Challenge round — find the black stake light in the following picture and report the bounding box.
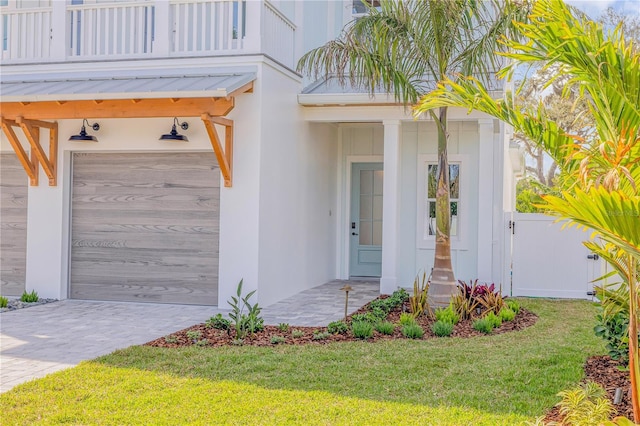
[159,117,189,141]
[69,119,100,142]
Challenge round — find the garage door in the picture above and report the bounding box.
[0,153,28,296]
[70,152,219,305]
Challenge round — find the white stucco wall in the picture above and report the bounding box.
[255,64,338,307]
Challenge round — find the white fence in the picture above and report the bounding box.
[1,0,297,68]
[509,213,602,299]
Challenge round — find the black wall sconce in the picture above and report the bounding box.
[69,119,100,142]
[159,117,189,141]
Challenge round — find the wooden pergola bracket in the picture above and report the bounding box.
[0,116,58,186]
[201,113,233,187]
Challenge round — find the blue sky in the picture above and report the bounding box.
[566,0,640,19]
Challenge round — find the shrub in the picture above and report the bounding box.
[327,320,348,335]
[401,323,424,339]
[410,271,430,317]
[351,313,369,323]
[291,329,305,339]
[485,311,502,328]
[556,381,613,426]
[499,308,516,322]
[595,310,630,364]
[0,296,8,308]
[186,330,203,342]
[472,318,493,334]
[456,280,504,316]
[271,335,286,344]
[434,305,459,325]
[228,279,263,339]
[506,299,521,314]
[431,320,454,337]
[164,335,178,344]
[20,290,39,303]
[277,323,290,332]
[312,331,330,340]
[387,288,409,309]
[374,321,395,335]
[352,321,374,339]
[399,312,416,326]
[195,339,209,347]
[370,307,388,321]
[368,299,391,314]
[206,314,231,331]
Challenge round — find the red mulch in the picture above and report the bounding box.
[543,355,632,423]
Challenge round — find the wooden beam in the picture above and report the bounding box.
[226,81,254,100]
[0,97,235,120]
[17,117,57,185]
[0,118,38,184]
[201,113,233,187]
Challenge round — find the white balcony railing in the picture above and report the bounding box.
[1,0,296,68]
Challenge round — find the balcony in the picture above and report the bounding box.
[0,0,296,69]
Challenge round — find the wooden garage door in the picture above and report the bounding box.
[0,153,28,296]
[70,152,219,305]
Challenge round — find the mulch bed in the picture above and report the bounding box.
[543,355,632,423]
[146,296,538,348]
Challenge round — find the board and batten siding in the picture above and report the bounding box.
[0,153,28,296]
[70,152,220,305]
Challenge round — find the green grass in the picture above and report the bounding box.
[0,299,604,425]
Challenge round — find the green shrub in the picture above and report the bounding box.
[506,300,520,314]
[271,335,286,344]
[205,314,231,330]
[228,279,263,339]
[20,290,38,303]
[312,331,330,340]
[594,310,630,363]
[410,271,430,317]
[291,329,305,339]
[186,330,203,342]
[499,308,516,322]
[351,313,368,323]
[374,321,395,335]
[386,288,409,310]
[163,335,178,344]
[352,321,374,339]
[401,323,424,339]
[431,320,454,337]
[399,312,416,326]
[195,339,209,347]
[277,323,290,332]
[485,311,502,328]
[434,305,459,325]
[472,318,494,334]
[327,320,348,335]
[0,296,8,308]
[368,299,391,314]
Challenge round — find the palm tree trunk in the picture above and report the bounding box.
[428,106,457,307]
[628,255,640,422]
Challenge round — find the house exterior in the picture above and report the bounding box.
[0,0,522,307]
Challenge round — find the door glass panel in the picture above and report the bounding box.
[360,170,373,195]
[373,195,383,221]
[450,164,460,198]
[359,222,372,245]
[373,221,382,245]
[373,170,383,195]
[360,195,372,220]
[427,165,437,198]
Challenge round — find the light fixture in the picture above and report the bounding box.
[159,117,189,141]
[69,119,100,142]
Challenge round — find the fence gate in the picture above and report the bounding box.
[510,213,601,299]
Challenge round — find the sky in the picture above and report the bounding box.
[565,0,640,19]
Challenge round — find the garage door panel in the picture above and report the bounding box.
[71,152,219,305]
[0,154,27,296]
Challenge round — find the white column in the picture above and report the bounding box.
[152,0,171,56]
[380,120,401,294]
[50,0,68,60]
[477,119,494,282]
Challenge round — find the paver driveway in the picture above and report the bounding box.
[0,300,222,393]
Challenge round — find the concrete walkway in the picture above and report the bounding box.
[0,279,379,393]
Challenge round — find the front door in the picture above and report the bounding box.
[349,163,383,277]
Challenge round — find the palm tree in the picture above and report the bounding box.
[297,0,526,306]
[416,0,640,419]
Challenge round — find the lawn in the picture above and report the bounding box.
[0,299,605,425]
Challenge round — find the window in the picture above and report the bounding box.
[352,0,380,16]
[417,154,467,249]
[425,163,460,238]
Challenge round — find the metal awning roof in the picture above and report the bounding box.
[0,68,257,102]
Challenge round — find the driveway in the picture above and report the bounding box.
[0,300,223,393]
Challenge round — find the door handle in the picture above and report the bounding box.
[587,254,599,260]
[351,232,358,236]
